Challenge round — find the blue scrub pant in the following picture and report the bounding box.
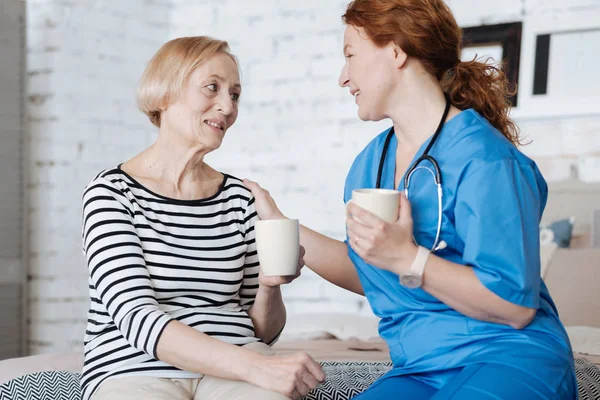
[352,362,577,400]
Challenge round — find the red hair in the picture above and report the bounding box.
[342,0,520,146]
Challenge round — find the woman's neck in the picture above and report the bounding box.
[387,69,459,152]
[124,128,222,200]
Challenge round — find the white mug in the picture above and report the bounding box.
[255,219,300,276]
[348,189,400,223]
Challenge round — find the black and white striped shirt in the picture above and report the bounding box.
[80,166,262,400]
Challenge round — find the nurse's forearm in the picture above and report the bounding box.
[299,225,364,296]
[420,255,536,329]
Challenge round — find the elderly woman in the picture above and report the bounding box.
[80,37,324,400]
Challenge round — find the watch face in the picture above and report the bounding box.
[401,274,422,289]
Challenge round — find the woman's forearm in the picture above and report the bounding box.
[419,254,536,329]
[247,285,286,344]
[156,320,261,381]
[299,225,364,295]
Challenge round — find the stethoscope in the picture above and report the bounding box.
[375,93,451,252]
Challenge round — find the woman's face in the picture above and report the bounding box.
[162,53,241,151]
[339,25,402,122]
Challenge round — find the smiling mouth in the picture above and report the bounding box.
[204,120,224,131]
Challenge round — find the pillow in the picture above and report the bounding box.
[0,352,83,385]
[566,326,600,357]
[0,371,81,400]
[301,361,391,400]
[540,217,575,248]
[539,243,558,280]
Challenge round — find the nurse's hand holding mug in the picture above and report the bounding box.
[346,189,418,275]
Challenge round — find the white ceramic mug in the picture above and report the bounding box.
[255,219,300,276]
[348,189,400,223]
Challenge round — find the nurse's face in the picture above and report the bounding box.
[338,25,402,121]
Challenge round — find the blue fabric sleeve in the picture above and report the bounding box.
[454,159,543,308]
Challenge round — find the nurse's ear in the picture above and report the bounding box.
[389,42,408,70]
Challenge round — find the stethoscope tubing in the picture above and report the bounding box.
[375,93,451,252]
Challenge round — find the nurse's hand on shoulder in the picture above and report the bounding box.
[243,179,286,220]
[346,193,417,275]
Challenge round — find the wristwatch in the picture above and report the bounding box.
[399,246,430,289]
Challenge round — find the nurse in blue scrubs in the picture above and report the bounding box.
[244,0,577,398]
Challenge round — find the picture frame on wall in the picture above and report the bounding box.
[517,8,600,119]
[460,22,523,107]
[459,9,600,119]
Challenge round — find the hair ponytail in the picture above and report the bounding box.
[442,59,520,145]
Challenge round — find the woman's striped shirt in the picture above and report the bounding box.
[80,166,261,400]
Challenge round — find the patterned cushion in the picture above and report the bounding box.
[301,361,392,400]
[577,358,600,400]
[305,360,600,399]
[0,371,80,400]
[0,358,598,400]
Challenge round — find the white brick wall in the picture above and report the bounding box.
[19,0,600,354]
[25,0,171,354]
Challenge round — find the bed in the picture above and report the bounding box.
[0,337,599,400]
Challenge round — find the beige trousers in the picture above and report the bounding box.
[93,342,289,400]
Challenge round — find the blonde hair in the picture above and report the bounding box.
[137,36,238,128]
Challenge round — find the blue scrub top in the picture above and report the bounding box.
[344,109,575,391]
